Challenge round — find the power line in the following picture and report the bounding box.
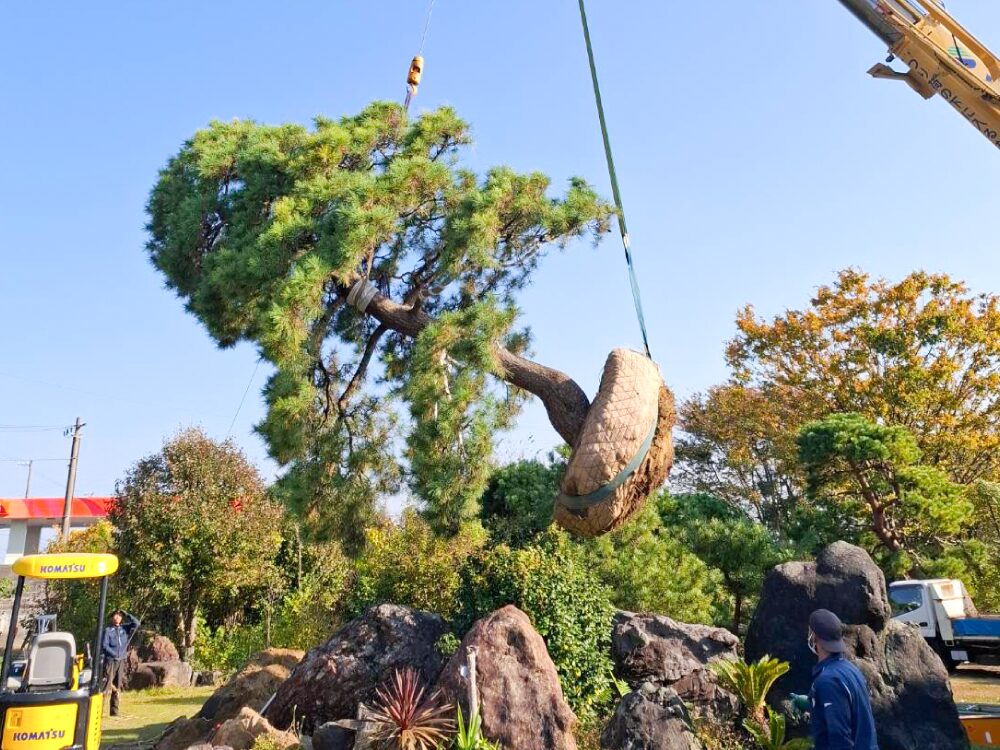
[227,359,262,438]
[0,371,233,419]
[0,458,66,463]
[0,425,64,432]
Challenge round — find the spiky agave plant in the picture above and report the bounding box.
[362,667,454,750]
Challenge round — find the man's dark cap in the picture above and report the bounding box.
[809,609,846,653]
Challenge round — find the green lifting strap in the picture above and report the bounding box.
[557,419,658,511]
[577,0,652,360]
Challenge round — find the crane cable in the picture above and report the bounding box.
[577,0,652,360]
[404,0,436,111]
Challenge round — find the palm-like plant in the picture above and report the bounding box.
[744,708,812,750]
[361,667,455,750]
[710,655,790,728]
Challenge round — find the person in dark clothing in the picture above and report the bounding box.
[101,609,139,716]
[803,609,879,750]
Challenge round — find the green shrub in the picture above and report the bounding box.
[456,531,615,719]
[268,541,352,650]
[571,503,726,624]
[347,511,486,620]
[193,621,266,672]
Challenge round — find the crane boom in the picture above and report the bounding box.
[838,0,1000,151]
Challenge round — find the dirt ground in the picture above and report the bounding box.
[952,664,1000,705]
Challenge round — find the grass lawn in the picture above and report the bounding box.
[954,668,1000,705]
[100,686,214,749]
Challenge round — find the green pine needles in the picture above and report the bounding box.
[147,102,611,539]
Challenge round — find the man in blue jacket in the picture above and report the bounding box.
[101,609,139,716]
[806,609,879,750]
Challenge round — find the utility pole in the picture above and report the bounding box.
[61,418,83,537]
[20,461,32,499]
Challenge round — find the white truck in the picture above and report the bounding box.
[890,578,1000,671]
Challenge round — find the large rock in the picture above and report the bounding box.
[745,541,968,750]
[199,648,304,723]
[436,605,577,750]
[138,633,181,663]
[601,684,703,750]
[211,707,299,750]
[128,661,193,690]
[611,612,738,722]
[266,604,447,732]
[154,716,214,750]
[311,722,354,750]
[125,632,180,689]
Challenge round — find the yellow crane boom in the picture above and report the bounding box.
[838,0,1000,151]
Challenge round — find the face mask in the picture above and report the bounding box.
[807,632,817,656]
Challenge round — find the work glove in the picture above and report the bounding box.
[789,693,810,717]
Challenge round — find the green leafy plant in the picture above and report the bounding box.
[361,668,454,750]
[744,708,812,750]
[436,633,461,660]
[609,669,630,699]
[453,706,501,750]
[710,656,789,728]
[348,510,486,620]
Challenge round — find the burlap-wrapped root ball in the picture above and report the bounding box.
[554,348,675,537]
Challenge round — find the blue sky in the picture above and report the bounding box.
[2,1,999,503]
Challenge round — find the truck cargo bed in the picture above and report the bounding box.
[954,617,1000,638]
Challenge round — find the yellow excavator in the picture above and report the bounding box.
[838,0,1000,150]
[0,554,118,750]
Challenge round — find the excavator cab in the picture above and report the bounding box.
[0,554,118,750]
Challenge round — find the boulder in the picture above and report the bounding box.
[311,723,354,750]
[199,648,304,723]
[138,633,182,663]
[128,661,193,690]
[611,611,739,722]
[266,604,447,732]
[745,541,968,750]
[601,684,703,750]
[211,707,299,750]
[194,670,224,687]
[436,605,577,750]
[154,716,214,750]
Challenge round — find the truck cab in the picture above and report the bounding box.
[890,579,1000,671]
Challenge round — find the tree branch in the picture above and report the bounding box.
[338,324,388,413]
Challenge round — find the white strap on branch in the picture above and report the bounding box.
[346,279,378,313]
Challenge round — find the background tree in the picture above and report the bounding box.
[44,521,122,648]
[963,481,1000,611]
[660,493,786,633]
[727,269,1000,483]
[146,103,611,538]
[479,452,566,545]
[112,428,285,656]
[675,384,803,529]
[798,413,973,578]
[676,269,1000,560]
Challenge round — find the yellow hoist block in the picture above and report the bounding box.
[407,55,424,89]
